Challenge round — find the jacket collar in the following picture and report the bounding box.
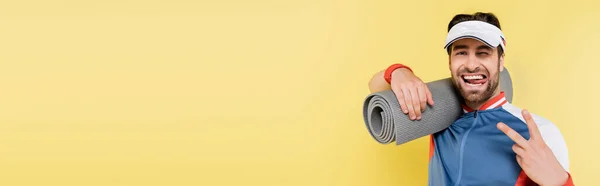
[462,91,508,113]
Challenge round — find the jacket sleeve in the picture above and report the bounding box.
[563,172,574,186]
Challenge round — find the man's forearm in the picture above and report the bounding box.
[368,70,391,93]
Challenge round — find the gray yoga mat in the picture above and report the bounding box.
[363,68,513,145]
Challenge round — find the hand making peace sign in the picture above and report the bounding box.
[497,109,571,186]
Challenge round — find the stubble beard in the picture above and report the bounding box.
[451,68,500,107]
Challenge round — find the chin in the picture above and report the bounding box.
[463,91,487,103]
[453,79,495,104]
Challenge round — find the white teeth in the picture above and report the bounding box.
[463,75,484,80]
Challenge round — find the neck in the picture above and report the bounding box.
[465,89,501,110]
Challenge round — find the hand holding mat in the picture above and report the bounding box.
[362,68,513,145]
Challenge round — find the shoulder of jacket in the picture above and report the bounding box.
[501,103,571,171]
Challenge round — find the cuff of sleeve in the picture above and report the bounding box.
[563,172,574,186]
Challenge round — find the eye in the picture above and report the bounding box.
[455,51,467,56]
[477,52,489,55]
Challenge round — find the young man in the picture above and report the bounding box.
[367,12,575,186]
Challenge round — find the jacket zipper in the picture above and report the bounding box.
[453,110,478,186]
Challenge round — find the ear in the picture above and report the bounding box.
[499,54,505,72]
[448,56,452,71]
[447,47,452,66]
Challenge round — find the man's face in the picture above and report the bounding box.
[449,38,504,105]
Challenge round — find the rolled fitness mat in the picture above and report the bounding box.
[363,68,513,145]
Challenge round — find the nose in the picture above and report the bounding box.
[464,53,481,71]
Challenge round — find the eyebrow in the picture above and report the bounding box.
[452,45,468,50]
[452,45,493,51]
[477,45,493,50]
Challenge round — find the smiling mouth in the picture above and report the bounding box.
[461,74,488,86]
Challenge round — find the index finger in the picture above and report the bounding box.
[497,122,530,149]
[392,86,409,114]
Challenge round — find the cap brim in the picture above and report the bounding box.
[444,31,501,50]
[444,21,506,52]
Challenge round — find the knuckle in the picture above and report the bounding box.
[398,84,408,89]
[392,88,402,95]
[507,130,516,137]
[520,160,529,167]
[396,94,404,99]
[523,157,532,165]
[538,142,549,149]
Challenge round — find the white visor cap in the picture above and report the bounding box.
[444,20,506,53]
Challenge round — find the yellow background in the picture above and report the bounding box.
[0,0,598,185]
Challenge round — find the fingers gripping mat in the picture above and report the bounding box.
[362,68,513,145]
